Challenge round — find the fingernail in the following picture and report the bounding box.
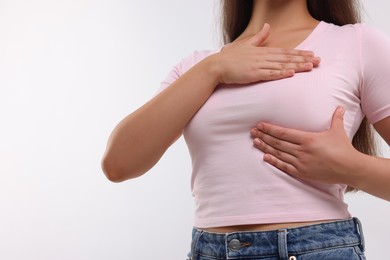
[312,57,321,63]
[263,154,271,161]
[338,106,345,115]
[305,63,313,69]
[287,69,295,76]
[250,129,257,136]
[254,138,261,145]
[257,123,264,130]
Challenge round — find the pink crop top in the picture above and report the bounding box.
[158,22,390,228]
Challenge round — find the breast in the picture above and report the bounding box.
[188,68,359,146]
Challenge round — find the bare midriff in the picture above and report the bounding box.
[200,220,339,233]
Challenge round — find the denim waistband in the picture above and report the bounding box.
[191,218,365,259]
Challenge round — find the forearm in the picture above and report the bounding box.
[102,55,220,182]
[347,152,390,201]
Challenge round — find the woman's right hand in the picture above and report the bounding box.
[213,23,321,85]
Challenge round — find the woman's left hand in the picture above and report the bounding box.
[250,107,361,185]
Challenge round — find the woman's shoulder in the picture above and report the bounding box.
[157,48,220,92]
[323,21,389,40]
[316,21,390,53]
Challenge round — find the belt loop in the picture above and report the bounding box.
[277,229,289,260]
[353,217,365,252]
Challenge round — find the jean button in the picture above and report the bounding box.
[289,256,297,260]
[228,239,241,251]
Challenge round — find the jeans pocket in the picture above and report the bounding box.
[297,246,365,260]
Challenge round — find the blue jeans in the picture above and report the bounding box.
[187,218,366,260]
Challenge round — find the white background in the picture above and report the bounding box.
[0,0,389,259]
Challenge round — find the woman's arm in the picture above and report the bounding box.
[101,24,320,182]
[250,107,390,201]
[101,59,219,182]
[353,116,390,200]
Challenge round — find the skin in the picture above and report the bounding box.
[238,0,320,48]
[250,108,390,202]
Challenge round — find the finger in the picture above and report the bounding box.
[253,129,300,156]
[265,53,319,63]
[254,136,298,161]
[258,54,320,72]
[250,128,257,138]
[260,60,315,73]
[256,122,306,144]
[253,69,295,81]
[266,48,315,57]
[330,106,346,131]
[249,23,270,46]
[263,153,299,176]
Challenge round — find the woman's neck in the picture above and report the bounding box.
[238,0,318,41]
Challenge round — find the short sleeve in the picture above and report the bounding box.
[359,24,390,124]
[155,62,182,95]
[155,49,218,95]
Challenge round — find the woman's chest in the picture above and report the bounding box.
[185,61,361,140]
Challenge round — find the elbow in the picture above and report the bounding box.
[101,153,146,183]
[101,156,126,183]
[100,156,130,183]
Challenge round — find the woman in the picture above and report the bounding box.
[102,0,390,259]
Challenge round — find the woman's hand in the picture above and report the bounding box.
[214,23,321,85]
[250,107,361,185]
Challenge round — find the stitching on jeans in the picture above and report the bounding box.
[290,243,361,256]
[353,245,366,260]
